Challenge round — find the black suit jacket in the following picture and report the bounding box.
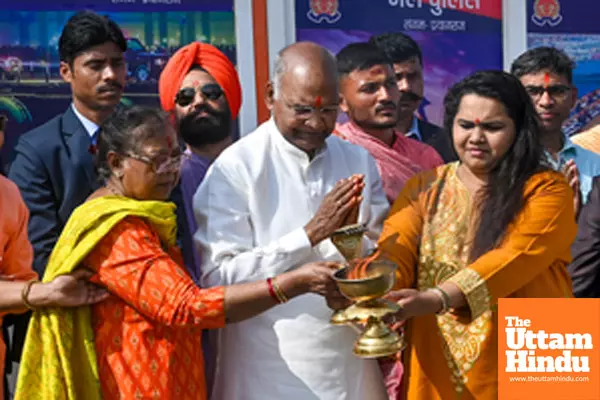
[9,106,99,276]
[569,176,600,297]
[417,119,457,163]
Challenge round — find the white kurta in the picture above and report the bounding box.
[194,119,390,400]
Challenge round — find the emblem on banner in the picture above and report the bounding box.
[531,0,563,27]
[307,0,341,24]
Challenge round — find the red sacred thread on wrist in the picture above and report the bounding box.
[267,278,282,304]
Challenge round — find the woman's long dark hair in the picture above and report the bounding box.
[443,70,547,261]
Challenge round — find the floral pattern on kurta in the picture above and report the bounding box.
[378,162,576,400]
[85,217,225,400]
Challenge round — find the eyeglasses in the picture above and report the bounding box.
[525,84,572,101]
[175,83,224,107]
[125,151,189,174]
[282,99,339,121]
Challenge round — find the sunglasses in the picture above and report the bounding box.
[0,115,6,131]
[175,83,224,107]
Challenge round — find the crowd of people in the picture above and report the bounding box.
[1,9,600,400]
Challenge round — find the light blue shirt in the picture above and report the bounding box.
[545,135,600,203]
[404,116,422,141]
[71,103,98,138]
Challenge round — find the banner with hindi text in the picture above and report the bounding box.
[296,0,503,127]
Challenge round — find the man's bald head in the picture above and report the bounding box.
[272,42,337,99]
[266,42,340,158]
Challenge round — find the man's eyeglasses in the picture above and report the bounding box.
[175,83,224,107]
[525,84,572,101]
[284,100,339,121]
[125,151,189,174]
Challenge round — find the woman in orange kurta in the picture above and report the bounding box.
[377,71,577,399]
[16,106,342,400]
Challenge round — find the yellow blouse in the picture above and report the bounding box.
[378,162,576,399]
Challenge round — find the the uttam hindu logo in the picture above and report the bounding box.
[498,299,600,400]
[505,316,592,373]
[388,0,481,17]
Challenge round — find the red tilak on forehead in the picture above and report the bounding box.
[192,80,200,87]
[314,96,322,108]
[544,72,550,86]
[474,118,481,125]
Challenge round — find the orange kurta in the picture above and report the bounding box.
[84,217,225,400]
[378,163,576,400]
[0,175,37,400]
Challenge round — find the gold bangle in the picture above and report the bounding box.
[429,287,450,315]
[21,279,40,310]
[271,277,289,303]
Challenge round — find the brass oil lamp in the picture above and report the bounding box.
[330,224,405,358]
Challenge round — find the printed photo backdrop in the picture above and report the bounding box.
[527,0,600,135]
[297,0,504,127]
[0,0,235,165]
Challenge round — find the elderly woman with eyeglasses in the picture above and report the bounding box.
[15,106,344,400]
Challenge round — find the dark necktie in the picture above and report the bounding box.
[90,128,100,145]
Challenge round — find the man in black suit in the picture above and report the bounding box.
[9,11,126,276]
[569,176,600,297]
[6,11,126,394]
[370,32,457,162]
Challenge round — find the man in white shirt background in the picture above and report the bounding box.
[195,42,390,400]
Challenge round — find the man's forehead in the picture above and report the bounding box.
[519,70,568,85]
[285,91,339,105]
[280,74,337,100]
[282,80,338,103]
[348,64,394,82]
[76,42,123,61]
[393,57,422,72]
[180,68,218,89]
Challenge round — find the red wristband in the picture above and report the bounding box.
[267,278,282,304]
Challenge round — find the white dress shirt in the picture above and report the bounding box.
[194,118,390,400]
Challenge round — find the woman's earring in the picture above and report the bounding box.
[115,171,124,179]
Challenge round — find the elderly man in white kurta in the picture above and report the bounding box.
[194,42,390,400]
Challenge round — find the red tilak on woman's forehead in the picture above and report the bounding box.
[192,80,200,87]
[314,96,322,108]
[474,118,481,125]
[544,72,551,86]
